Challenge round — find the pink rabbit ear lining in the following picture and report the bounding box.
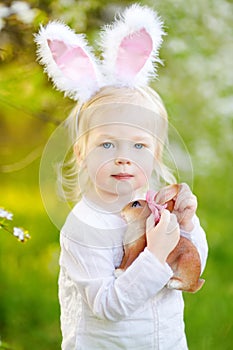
[47,39,97,82]
[116,28,153,79]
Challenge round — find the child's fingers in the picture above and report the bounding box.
[158,209,170,228]
[146,213,156,231]
[173,183,188,209]
[167,213,179,235]
[174,183,197,211]
[175,195,197,212]
[146,209,170,233]
[146,210,180,263]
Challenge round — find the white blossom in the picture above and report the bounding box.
[0,208,13,220]
[11,1,36,24]
[0,4,10,30]
[0,5,11,19]
[13,227,30,242]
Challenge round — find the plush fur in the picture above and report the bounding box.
[116,184,205,293]
[100,4,164,87]
[35,4,164,102]
[35,21,102,101]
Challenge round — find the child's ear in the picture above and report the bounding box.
[152,148,161,169]
[154,142,163,160]
[73,142,85,166]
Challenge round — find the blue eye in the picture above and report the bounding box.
[131,201,142,208]
[134,143,143,149]
[102,142,113,149]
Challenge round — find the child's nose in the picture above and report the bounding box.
[115,157,131,165]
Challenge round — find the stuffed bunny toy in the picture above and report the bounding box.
[116,184,205,293]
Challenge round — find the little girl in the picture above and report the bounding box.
[36,4,208,349]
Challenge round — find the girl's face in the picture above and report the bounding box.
[77,104,160,209]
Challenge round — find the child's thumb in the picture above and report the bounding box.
[158,209,170,229]
[167,213,179,235]
[146,213,155,231]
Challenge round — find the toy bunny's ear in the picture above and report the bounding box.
[155,184,180,205]
[35,22,102,101]
[100,4,164,87]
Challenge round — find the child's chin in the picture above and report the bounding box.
[115,181,135,196]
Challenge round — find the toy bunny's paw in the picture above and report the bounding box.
[167,277,205,293]
[166,277,184,291]
[114,268,124,278]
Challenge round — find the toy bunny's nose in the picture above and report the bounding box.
[115,158,131,165]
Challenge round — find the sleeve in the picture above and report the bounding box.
[59,233,173,322]
[180,215,208,273]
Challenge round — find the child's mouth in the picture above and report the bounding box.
[111,173,134,180]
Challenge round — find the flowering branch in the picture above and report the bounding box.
[0,1,38,31]
[0,208,30,243]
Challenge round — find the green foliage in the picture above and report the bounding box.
[0,0,232,349]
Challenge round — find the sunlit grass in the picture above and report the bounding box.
[0,183,61,350]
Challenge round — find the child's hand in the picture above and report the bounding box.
[173,183,197,232]
[146,210,180,264]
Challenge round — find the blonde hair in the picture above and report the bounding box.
[58,86,176,202]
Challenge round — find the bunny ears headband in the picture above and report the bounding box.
[35,4,164,102]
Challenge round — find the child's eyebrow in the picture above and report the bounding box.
[131,135,154,143]
[95,134,117,140]
[94,134,154,143]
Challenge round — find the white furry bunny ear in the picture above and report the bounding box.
[35,22,102,101]
[100,4,164,87]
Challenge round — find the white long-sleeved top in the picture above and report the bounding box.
[59,197,208,350]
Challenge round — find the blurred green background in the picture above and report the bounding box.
[0,0,232,349]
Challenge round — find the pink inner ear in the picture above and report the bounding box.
[47,39,96,81]
[116,28,153,79]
